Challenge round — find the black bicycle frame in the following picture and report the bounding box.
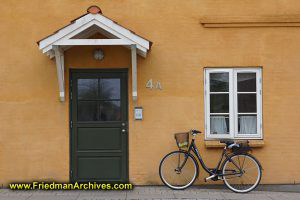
[186,139,242,176]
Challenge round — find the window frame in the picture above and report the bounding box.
[204,68,263,140]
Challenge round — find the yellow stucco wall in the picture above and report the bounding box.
[0,0,300,185]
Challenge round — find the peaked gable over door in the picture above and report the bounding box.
[37,6,152,102]
[37,6,152,58]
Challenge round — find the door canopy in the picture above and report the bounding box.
[37,6,152,101]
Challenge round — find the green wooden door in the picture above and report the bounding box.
[70,69,128,182]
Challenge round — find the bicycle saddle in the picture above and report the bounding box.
[220,139,235,146]
[191,129,202,134]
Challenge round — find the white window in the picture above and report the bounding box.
[204,68,262,139]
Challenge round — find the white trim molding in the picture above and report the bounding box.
[54,39,135,46]
[204,68,263,140]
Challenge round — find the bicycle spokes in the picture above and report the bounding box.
[222,154,261,193]
[159,151,198,189]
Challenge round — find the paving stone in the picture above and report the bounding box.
[0,191,32,197]
[25,191,58,196]
[0,197,30,200]
[0,186,299,200]
[56,190,82,195]
[126,193,175,199]
[28,196,78,200]
[266,192,300,200]
[76,197,114,200]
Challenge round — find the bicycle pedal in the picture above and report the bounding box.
[205,174,217,181]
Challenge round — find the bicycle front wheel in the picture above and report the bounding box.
[159,151,198,190]
[222,154,262,193]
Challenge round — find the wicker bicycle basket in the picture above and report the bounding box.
[174,132,189,149]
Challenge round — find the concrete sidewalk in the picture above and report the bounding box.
[0,186,299,200]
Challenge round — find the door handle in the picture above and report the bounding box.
[122,129,126,133]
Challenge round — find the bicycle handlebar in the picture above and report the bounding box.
[190,129,202,134]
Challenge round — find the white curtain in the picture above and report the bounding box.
[240,116,257,134]
[210,116,227,134]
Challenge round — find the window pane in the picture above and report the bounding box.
[78,101,98,121]
[210,73,229,92]
[238,115,257,134]
[238,94,257,113]
[100,79,120,100]
[210,94,229,113]
[99,101,121,121]
[78,79,98,100]
[210,115,229,134]
[237,73,256,92]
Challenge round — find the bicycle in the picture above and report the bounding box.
[159,129,262,193]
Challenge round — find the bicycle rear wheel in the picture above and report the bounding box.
[222,154,262,193]
[159,151,198,190]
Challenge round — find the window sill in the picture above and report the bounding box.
[205,140,264,148]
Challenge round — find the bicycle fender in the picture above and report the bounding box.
[240,153,263,170]
[246,153,263,170]
[221,153,263,171]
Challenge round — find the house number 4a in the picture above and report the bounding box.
[146,79,162,90]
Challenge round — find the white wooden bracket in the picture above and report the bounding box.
[53,46,65,101]
[131,44,137,102]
